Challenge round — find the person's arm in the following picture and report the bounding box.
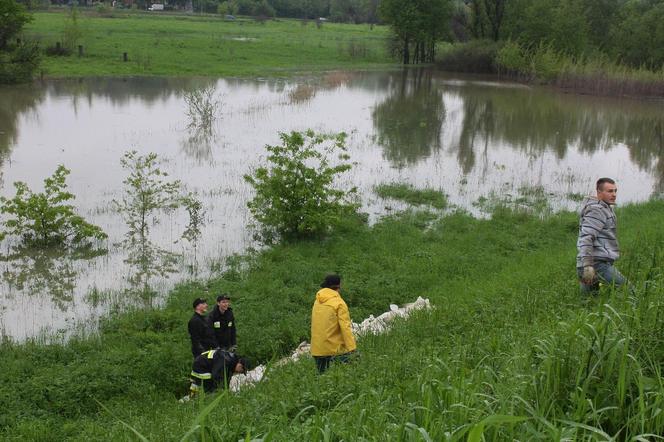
[229,311,237,347]
[192,320,207,355]
[337,302,357,352]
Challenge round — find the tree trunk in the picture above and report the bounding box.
[403,38,410,64]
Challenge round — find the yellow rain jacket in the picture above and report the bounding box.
[310,288,357,356]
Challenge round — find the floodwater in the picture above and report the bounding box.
[1,70,663,340]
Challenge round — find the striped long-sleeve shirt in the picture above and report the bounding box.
[576,197,620,268]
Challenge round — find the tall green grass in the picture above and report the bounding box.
[374,182,447,209]
[2,200,664,439]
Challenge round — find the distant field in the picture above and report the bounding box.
[24,10,395,77]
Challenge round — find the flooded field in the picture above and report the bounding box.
[1,69,662,340]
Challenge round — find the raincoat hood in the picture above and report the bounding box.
[316,287,340,304]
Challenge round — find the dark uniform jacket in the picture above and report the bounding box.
[188,312,216,357]
[207,307,237,349]
[190,349,239,391]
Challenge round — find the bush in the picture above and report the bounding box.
[0,40,40,83]
[0,165,107,247]
[244,130,359,242]
[530,42,563,82]
[496,39,528,77]
[436,40,499,74]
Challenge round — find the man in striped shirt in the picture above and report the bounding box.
[576,177,627,293]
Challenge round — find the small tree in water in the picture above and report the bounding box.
[113,151,204,300]
[0,165,106,247]
[244,130,359,242]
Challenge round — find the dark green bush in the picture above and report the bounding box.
[436,40,500,73]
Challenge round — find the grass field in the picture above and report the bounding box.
[2,195,664,440]
[23,10,395,77]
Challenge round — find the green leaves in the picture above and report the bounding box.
[244,130,359,242]
[0,165,107,247]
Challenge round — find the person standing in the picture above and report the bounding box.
[207,294,237,351]
[310,274,357,373]
[577,177,627,293]
[188,297,216,358]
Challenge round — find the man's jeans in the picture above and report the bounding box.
[577,261,627,294]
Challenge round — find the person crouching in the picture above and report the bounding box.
[188,348,249,397]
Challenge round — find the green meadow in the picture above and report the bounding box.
[23,10,394,77]
[2,192,664,440]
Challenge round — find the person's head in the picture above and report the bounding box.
[234,357,250,374]
[320,274,341,291]
[596,178,617,205]
[216,294,231,312]
[193,297,208,314]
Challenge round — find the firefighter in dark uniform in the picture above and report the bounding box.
[207,294,237,351]
[188,348,249,396]
[188,297,216,358]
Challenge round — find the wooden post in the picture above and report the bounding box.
[123,52,128,62]
[78,45,83,57]
[56,42,61,51]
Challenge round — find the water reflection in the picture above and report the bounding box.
[1,245,105,311]
[0,84,46,185]
[447,83,664,183]
[372,69,445,167]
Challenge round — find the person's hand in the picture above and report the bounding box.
[582,266,596,284]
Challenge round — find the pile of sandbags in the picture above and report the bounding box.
[230,296,432,391]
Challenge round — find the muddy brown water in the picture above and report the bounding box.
[1,70,662,340]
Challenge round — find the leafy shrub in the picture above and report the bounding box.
[244,130,359,242]
[0,40,40,83]
[496,40,528,76]
[436,40,500,73]
[0,165,107,247]
[530,42,563,82]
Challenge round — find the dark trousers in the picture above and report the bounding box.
[314,353,352,373]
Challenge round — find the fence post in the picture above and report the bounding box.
[78,45,83,57]
[123,52,128,62]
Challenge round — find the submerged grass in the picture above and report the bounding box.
[2,200,664,439]
[374,182,447,209]
[24,11,393,78]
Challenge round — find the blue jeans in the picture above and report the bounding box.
[314,353,352,373]
[577,261,627,294]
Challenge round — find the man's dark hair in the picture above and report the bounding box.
[237,357,251,373]
[596,177,615,191]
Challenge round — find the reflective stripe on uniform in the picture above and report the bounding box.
[190,371,212,380]
[200,349,217,359]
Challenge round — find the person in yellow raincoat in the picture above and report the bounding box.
[310,274,357,373]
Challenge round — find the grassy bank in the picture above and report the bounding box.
[437,41,664,99]
[21,10,393,78]
[2,196,664,440]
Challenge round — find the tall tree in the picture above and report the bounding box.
[380,0,453,64]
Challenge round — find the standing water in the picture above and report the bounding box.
[1,70,662,340]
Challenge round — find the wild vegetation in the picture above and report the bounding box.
[0,0,40,83]
[1,197,663,439]
[374,182,447,209]
[244,130,359,242]
[0,164,106,246]
[435,0,664,96]
[113,151,205,300]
